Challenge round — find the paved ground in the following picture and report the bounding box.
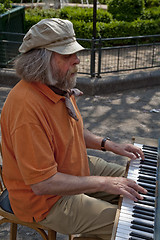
[12,2,107,9]
[0,81,160,239]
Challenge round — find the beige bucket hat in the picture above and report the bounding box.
[19,18,84,54]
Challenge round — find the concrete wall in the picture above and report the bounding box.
[0,67,160,95]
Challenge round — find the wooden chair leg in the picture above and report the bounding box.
[10,223,17,240]
[36,228,48,240]
[48,229,56,240]
[69,235,73,240]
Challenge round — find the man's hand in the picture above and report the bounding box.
[83,129,144,160]
[105,141,144,160]
[102,176,147,202]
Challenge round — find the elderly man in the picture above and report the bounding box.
[0,18,146,240]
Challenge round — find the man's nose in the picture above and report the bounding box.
[73,53,80,65]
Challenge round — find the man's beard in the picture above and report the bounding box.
[50,64,78,90]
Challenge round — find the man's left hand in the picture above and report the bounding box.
[105,141,144,160]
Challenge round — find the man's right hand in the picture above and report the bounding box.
[101,176,147,202]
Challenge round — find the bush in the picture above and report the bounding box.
[24,8,59,32]
[108,0,145,22]
[73,18,160,46]
[25,6,112,32]
[98,18,160,38]
[12,0,39,2]
[72,20,93,39]
[0,0,12,14]
[140,6,160,20]
[132,18,160,35]
[95,18,160,46]
[59,6,112,23]
[145,0,160,7]
[0,3,6,14]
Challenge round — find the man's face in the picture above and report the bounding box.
[50,52,80,90]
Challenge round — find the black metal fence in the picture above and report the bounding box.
[0,32,24,68]
[1,32,160,77]
[77,35,160,77]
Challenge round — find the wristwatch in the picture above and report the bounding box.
[101,137,111,151]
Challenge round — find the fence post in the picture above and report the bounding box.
[135,38,138,69]
[117,48,120,71]
[90,37,95,77]
[97,37,102,78]
[152,38,155,67]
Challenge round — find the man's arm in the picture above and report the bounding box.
[83,128,144,160]
[31,128,146,201]
[31,171,147,202]
[31,129,146,200]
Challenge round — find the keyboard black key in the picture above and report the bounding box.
[129,237,145,240]
[133,208,155,217]
[131,224,154,233]
[130,230,154,240]
[140,160,157,167]
[139,170,156,178]
[138,178,156,185]
[139,169,156,175]
[142,196,155,202]
[138,174,156,182]
[139,165,157,172]
[144,153,158,159]
[143,145,158,152]
[136,199,155,207]
[132,213,154,222]
[143,154,157,158]
[137,182,155,190]
[131,219,154,229]
[134,204,155,213]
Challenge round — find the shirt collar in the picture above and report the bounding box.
[32,82,65,103]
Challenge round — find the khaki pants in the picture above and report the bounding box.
[39,156,125,240]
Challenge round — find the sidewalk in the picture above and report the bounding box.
[12,2,107,9]
[0,71,160,239]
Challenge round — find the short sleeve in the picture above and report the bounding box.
[11,123,57,185]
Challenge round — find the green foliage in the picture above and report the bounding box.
[99,0,108,3]
[145,0,160,7]
[96,18,160,46]
[104,18,160,37]
[0,3,6,13]
[96,8,112,23]
[25,7,59,18]
[132,18,160,36]
[72,18,160,46]
[25,6,112,32]
[12,0,41,2]
[0,0,12,14]
[108,0,145,22]
[72,20,93,38]
[25,8,59,32]
[140,6,160,20]
[59,6,112,23]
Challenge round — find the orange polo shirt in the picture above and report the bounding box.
[1,80,90,222]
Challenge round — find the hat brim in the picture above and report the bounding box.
[44,40,84,55]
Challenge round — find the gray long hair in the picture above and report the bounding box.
[15,48,56,85]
